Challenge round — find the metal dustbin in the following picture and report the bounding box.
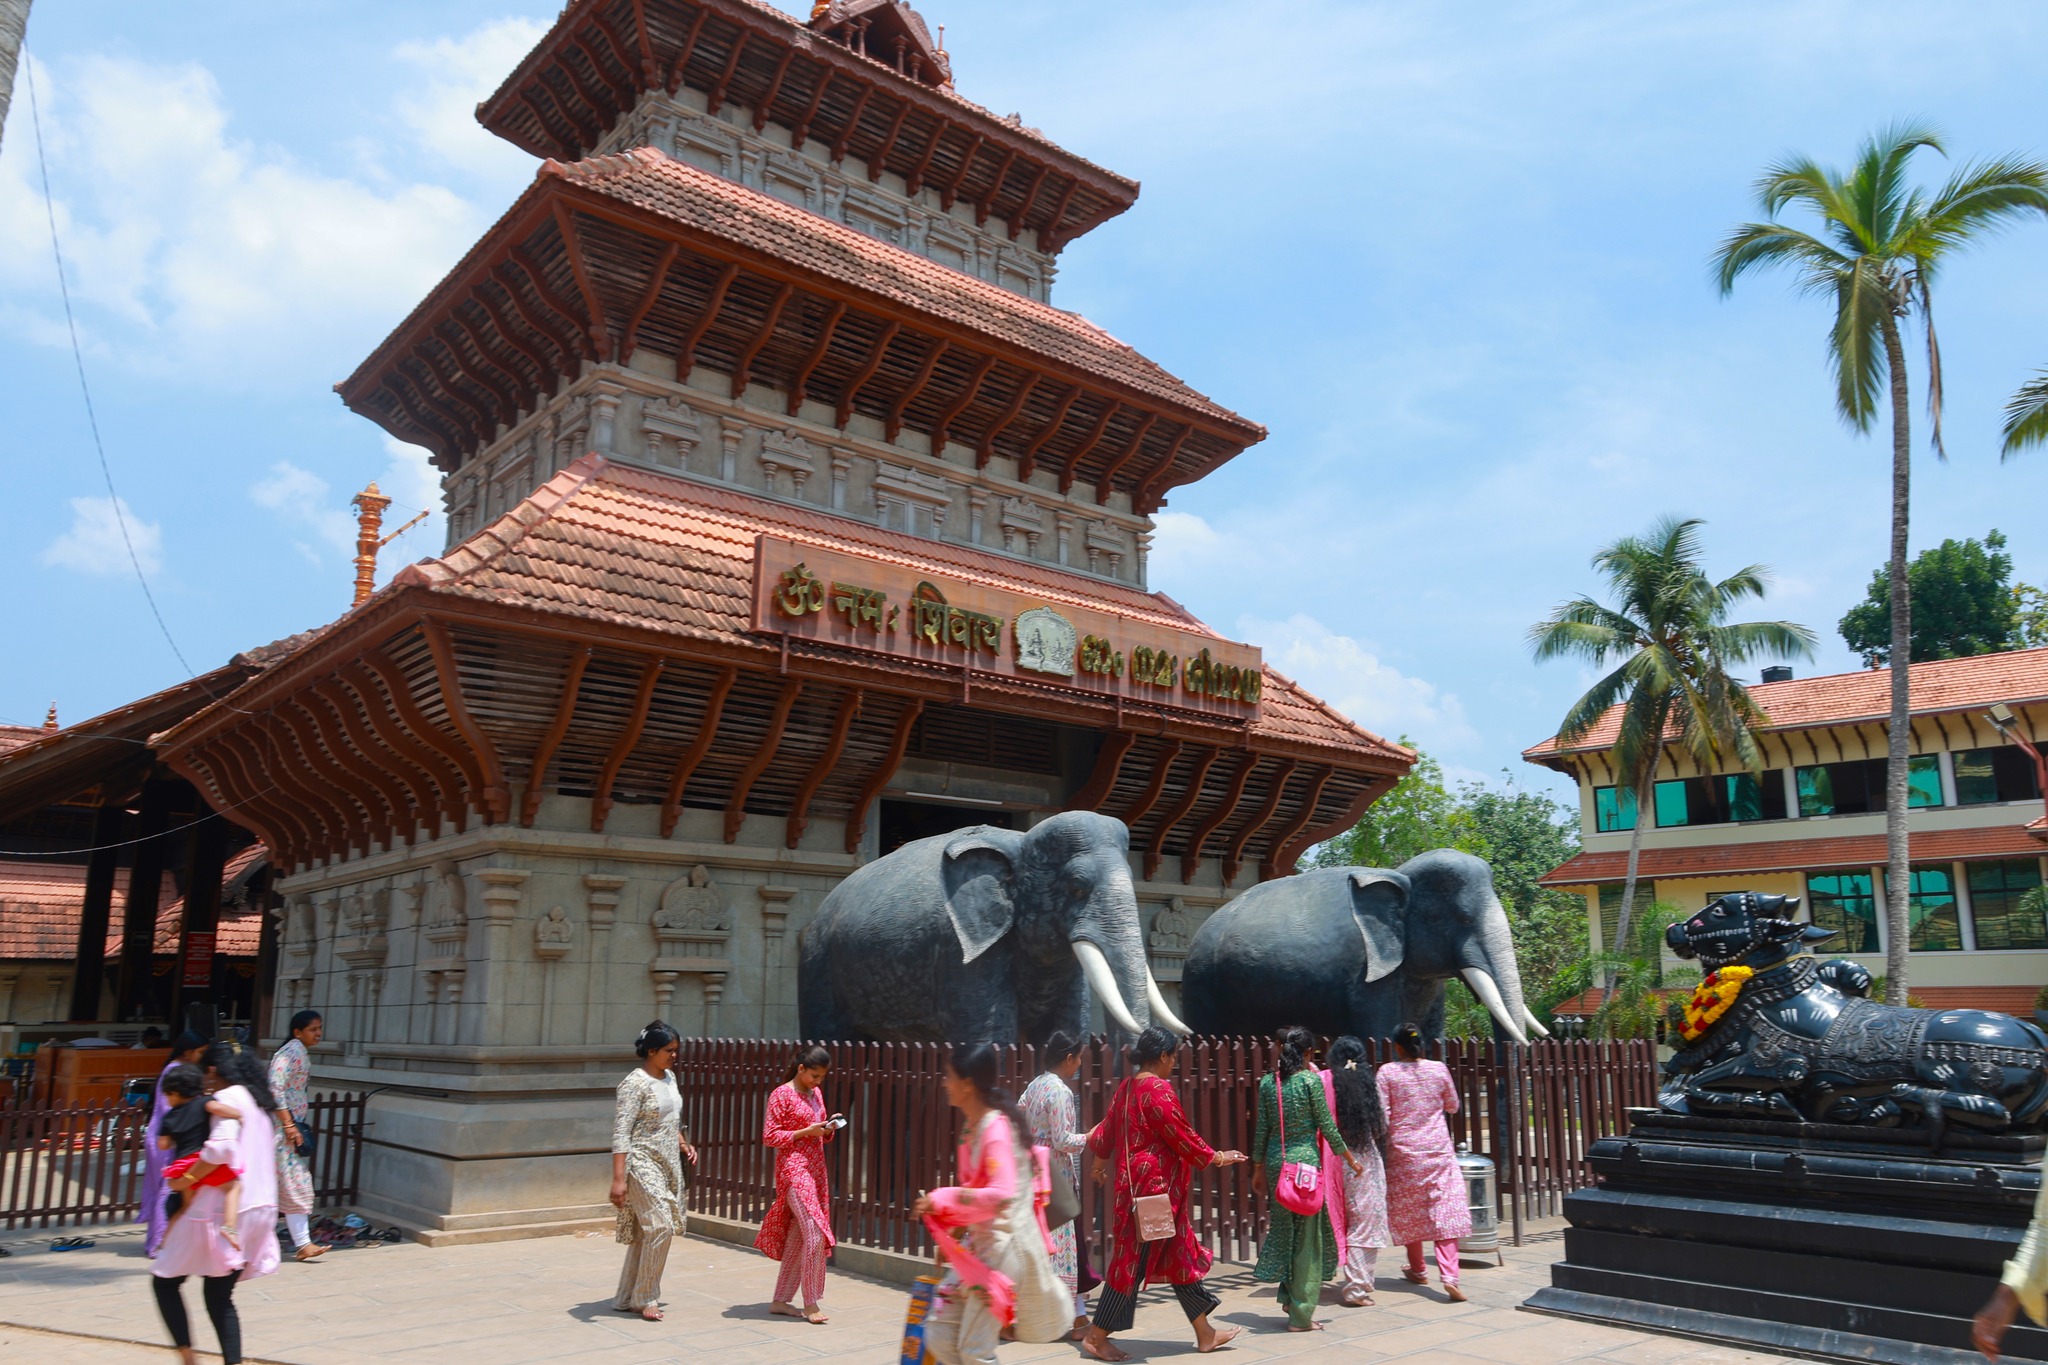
[1456,1143,1501,1259]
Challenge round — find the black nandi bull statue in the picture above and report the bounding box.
[1660,891,2048,1134]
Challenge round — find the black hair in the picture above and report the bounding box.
[202,1037,277,1112]
[1392,1023,1426,1058]
[949,1043,1032,1149]
[171,1029,209,1058]
[634,1020,681,1059]
[139,1026,164,1044]
[159,1063,204,1101]
[1326,1037,1387,1155]
[1130,1025,1181,1067]
[1276,1025,1317,1080]
[288,1009,323,1037]
[1041,1030,1082,1067]
[784,1044,832,1082]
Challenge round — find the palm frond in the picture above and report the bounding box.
[2003,370,2048,459]
[1711,222,1849,297]
[1905,156,2048,263]
[1859,122,1946,249]
[1831,258,1892,430]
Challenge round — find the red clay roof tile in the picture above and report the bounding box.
[0,852,264,960]
[1539,824,2047,886]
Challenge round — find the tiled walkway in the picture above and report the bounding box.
[0,1220,1807,1364]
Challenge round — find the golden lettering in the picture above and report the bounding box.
[773,562,827,616]
[1079,634,1123,678]
[830,581,889,633]
[909,581,1002,655]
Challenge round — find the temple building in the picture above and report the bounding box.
[129,0,1411,1241]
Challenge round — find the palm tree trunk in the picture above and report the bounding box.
[1879,310,1913,1005]
[0,0,32,155]
[1609,769,1654,990]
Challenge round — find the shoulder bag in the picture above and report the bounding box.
[1120,1080,1176,1242]
[1272,1070,1323,1217]
[1046,1153,1081,1229]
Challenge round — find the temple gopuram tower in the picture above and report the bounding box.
[157,0,1411,1242]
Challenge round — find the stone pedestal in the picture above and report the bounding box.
[1525,1111,2048,1365]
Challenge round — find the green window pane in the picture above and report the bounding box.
[1724,774,1763,822]
[1653,780,1690,828]
[1968,859,2048,950]
[1807,869,1878,953]
[1907,755,1943,808]
[1900,865,1961,952]
[1594,786,1637,833]
[1796,766,1835,816]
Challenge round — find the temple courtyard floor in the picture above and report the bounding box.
[0,1217,1810,1364]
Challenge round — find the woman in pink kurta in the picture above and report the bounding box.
[151,1039,281,1365]
[1375,1025,1471,1301]
[755,1045,838,1323]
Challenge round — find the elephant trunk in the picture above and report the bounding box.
[1463,895,1539,1045]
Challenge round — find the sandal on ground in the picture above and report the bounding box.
[1444,1283,1467,1303]
[1339,1291,1373,1307]
[294,1243,326,1262]
[640,1306,664,1321]
[1402,1267,1429,1284]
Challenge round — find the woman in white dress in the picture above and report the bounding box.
[608,1021,696,1321]
[1019,1030,1092,1338]
[267,1010,325,1261]
[151,1037,280,1365]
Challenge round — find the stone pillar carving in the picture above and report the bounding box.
[1000,497,1043,555]
[474,869,527,1047]
[589,381,626,454]
[1136,528,1152,590]
[652,865,731,1033]
[534,906,574,1044]
[582,873,625,1046]
[1085,522,1128,579]
[278,893,316,1016]
[1054,512,1075,566]
[1147,897,1200,1014]
[759,429,820,498]
[335,887,391,1061]
[874,461,953,537]
[420,860,469,1045]
[718,417,748,483]
[642,396,703,470]
[829,449,851,510]
[757,885,797,1034]
[967,489,987,545]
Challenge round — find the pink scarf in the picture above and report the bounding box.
[921,1142,1055,1328]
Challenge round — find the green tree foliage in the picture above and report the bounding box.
[2010,582,2048,649]
[1838,530,2019,666]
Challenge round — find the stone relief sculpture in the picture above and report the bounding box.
[654,865,730,939]
[1181,850,1545,1045]
[799,811,1185,1047]
[1013,607,1077,677]
[1148,897,1198,955]
[1660,891,2048,1132]
[534,906,575,960]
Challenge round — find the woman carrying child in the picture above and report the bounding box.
[155,1064,245,1252]
[756,1045,839,1324]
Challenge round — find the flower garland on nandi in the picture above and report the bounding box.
[1678,965,1754,1042]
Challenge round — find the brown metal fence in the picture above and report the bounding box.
[0,1091,368,1230]
[676,1036,1656,1263]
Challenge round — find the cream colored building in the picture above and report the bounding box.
[1524,650,2048,1013]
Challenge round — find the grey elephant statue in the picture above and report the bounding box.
[798,810,1183,1047]
[1180,849,1547,1043]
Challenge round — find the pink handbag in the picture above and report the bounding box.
[1272,1070,1324,1217]
[1116,1081,1177,1242]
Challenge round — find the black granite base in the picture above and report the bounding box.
[1522,1111,2048,1365]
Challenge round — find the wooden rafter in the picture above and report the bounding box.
[976,373,1039,468]
[938,132,983,211]
[1070,730,1136,811]
[904,117,949,196]
[730,282,795,398]
[378,374,463,454]
[620,242,680,361]
[207,733,310,861]
[675,261,741,380]
[705,29,751,115]
[447,306,532,408]
[845,697,922,854]
[1181,752,1256,883]
[292,696,406,849]
[312,678,436,840]
[1101,420,1178,503]
[660,665,737,837]
[1018,386,1080,482]
[885,339,949,442]
[836,320,902,428]
[486,266,578,369]
[263,714,357,854]
[518,87,584,160]
[591,656,666,832]
[412,349,497,434]
[666,8,713,92]
[1006,161,1052,241]
[417,622,511,822]
[930,353,996,453]
[1273,775,1388,876]
[182,743,294,867]
[551,46,613,131]
[787,690,861,849]
[1260,765,1332,879]
[508,249,599,360]
[258,721,349,860]
[1135,426,1200,511]
[1057,400,1120,496]
[1145,746,1217,882]
[521,645,592,826]
[751,48,798,132]
[436,320,520,422]
[790,67,836,149]
[1036,178,1084,253]
[224,728,323,858]
[975,146,1018,227]
[725,678,804,842]
[629,0,658,81]
[586,20,640,97]
[340,661,467,832]
[787,301,848,416]
[829,84,875,164]
[470,292,556,384]
[1223,757,1297,885]
[550,203,613,359]
[866,100,914,183]
[1116,739,1183,833]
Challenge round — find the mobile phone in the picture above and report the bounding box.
[825,1114,848,1130]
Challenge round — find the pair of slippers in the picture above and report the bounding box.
[49,1237,96,1252]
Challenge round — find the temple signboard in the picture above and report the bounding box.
[750,536,1262,713]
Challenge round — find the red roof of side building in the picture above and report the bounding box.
[0,725,46,757]
[1539,825,2046,887]
[0,846,266,960]
[1524,649,2048,768]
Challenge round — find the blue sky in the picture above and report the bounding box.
[5,1,2047,804]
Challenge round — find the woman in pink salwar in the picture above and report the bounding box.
[151,1038,280,1365]
[1376,1024,1471,1302]
[755,1045,839,1323]
[914,1043,1069,1364]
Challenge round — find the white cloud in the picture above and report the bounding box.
[372,438,446,584]
[42,496,163,576]
[1239,611,1478,753]
[251,462,357,564]
[250,441,445,580]
[395,19,550,179]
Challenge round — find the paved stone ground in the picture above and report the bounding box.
[0,1219,1808,1364]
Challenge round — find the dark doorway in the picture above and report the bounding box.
[878,800,1016,856]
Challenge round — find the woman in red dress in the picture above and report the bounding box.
[755,1045,840,1323]
[1081,1027,1247,1362]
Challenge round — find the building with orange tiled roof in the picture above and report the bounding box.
[125,2,1413,1242]
[1524,649,2048,1018]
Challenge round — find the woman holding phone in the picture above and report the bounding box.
[757,1045,839,1324]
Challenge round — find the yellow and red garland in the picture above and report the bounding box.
[1678,965,1755,1042]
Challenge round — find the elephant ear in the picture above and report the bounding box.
[1349,870,1410,983]
[942,828,1024,963]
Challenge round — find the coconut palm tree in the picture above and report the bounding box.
[1712,124,2048,1001]
[1531,517,1815,982]
[2005,373,2048,455]
[0,1,31,154]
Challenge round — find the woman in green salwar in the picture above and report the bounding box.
[1251,1027,1363,1332]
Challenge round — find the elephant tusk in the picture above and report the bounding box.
[1073,939,1144,1035]
[1461,967,1529,1045]
[1523,1007,1552,1039]
[1144,973,1191,1037]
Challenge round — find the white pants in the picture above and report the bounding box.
[925,1283,1002,1365]
[1343,1245,1379,1299]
